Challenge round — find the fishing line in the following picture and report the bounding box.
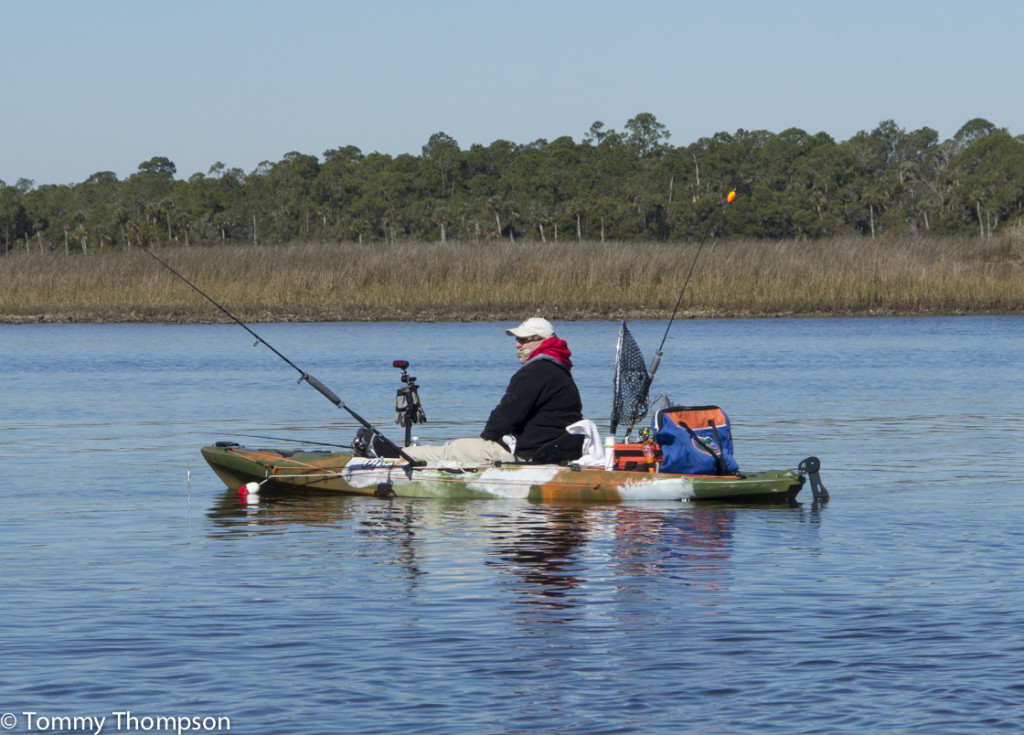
[657,190,735,354]
[139,246,423,466]
[648,141,757,378]
[227,433,354,448]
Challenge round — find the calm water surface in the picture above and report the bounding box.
[2,317,1023,734]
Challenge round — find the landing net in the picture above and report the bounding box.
[610,321,651,436]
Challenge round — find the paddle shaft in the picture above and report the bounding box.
[139,246,423,466]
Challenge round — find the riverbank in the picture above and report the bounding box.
[2,236,1021,323]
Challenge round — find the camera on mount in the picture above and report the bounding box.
[393,360,426,445]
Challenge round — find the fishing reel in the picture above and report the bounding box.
[393,360,426,445]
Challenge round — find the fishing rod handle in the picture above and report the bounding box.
[301,373,344,408]
[647,350,662,379]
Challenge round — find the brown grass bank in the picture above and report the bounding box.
[1,235,1021,323]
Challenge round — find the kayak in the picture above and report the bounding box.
[201,442,813,503]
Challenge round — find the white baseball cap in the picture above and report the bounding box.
[506,317,554,340]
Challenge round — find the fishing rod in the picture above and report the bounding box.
[139,246,424,466]
[638,138,759,401]
[622,175,747,437]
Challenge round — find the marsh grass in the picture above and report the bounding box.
[1,236,1021,323]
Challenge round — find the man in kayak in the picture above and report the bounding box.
[384,317,585,464]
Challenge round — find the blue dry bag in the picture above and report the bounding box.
[653,405,740,475]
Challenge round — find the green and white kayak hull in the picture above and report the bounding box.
[202,444,807,503]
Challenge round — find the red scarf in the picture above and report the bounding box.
[527,337,573,368]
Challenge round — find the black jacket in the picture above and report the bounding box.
[480,355,584,462]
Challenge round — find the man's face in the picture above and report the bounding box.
[515,336,541,364]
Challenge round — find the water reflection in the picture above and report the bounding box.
[352,499,423,580]
[485,505,590,610]
[482,504,741,624]
[206,489,352,532]
[207,490,426,572]
[207,491,753,626]
[612,506,735,584]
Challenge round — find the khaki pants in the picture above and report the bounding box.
[403,437,518,464]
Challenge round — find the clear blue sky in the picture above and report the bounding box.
[4,0,1022,186]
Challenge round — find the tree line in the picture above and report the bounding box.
[3,113,1023,254]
